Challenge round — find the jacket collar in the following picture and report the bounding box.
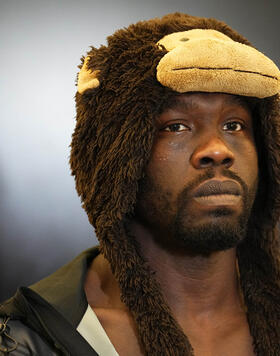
[30,246,100,327]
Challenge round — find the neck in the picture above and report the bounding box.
[128,219,245,321]
[85,218,246,326]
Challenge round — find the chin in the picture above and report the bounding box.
[169,214,248,256]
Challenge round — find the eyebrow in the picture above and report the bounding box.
[223,95,252,111]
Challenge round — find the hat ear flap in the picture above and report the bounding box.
[237,226,280,355]
[77,56,101,94]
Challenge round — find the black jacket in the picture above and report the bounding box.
[0,247,100,355]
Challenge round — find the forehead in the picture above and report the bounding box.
[159,92,254,114]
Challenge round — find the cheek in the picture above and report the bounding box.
[232,138,259,187]
[146,140,189,189]
[249,145,258,177]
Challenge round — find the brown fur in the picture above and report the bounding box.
[70,13,280,355]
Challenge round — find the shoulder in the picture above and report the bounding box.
[0,247,101,355]
[0,317,58,355]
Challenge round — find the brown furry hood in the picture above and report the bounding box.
[70,13,280,356]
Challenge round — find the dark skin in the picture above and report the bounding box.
[85,93,258,355]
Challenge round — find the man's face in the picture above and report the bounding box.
[135,92,259,255]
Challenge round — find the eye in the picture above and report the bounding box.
[162,123,190,132]
[222,121,244,132]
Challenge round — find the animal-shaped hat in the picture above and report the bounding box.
[71,13,280,355]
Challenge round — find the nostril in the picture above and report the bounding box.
[222,158,232,167]
[200,157,213,166]
[180,37,189,42]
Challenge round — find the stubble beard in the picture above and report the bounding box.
[136,169,258,256]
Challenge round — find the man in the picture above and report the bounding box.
[1,12,280,356]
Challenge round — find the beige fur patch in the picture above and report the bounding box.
[156,30,280,98]
[78,56,100,94]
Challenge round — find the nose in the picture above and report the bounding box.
[190,137,234,169]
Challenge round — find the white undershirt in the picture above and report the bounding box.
[77,305,119,356]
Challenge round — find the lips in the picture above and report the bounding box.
[192,180,242,207]
[193,180,242,198]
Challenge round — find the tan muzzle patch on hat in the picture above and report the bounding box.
[156,29,280,98]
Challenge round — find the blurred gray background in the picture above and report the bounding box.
[1,0,279,301]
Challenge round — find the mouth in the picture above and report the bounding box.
[193,194,241,206]
[192,179,242,206]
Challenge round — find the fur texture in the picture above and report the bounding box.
[70,13,280,355]
[156,29,280,98]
